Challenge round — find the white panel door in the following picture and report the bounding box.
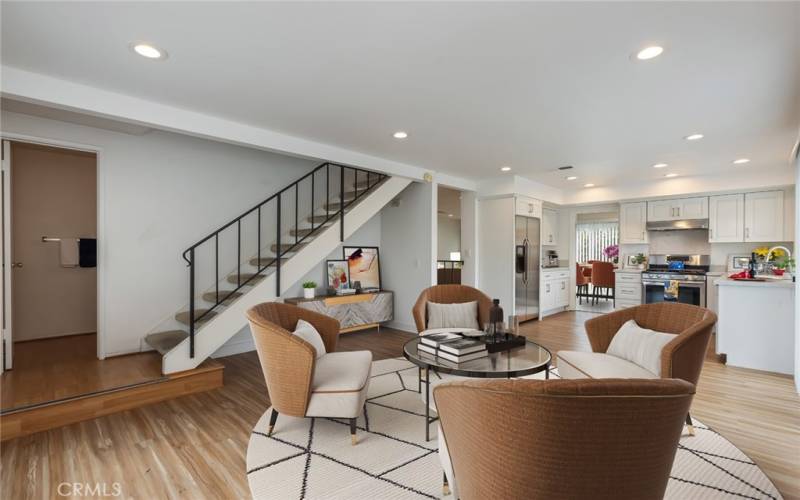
[1,140,11,370]
[620,202,648,244]
[647,200,675,221]
[709,194,744,242]
[541,208,557,246]
[679,197,709,219]
[542,280,555,310]
[555,278,569,307]
[745,191,784,242]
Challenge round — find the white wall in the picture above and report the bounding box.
[795,147,800,393]
[1,110,317,356]
[477,197,515,315]
[437,215,461,260]
[380,181,435,332]
[460,191,478,286]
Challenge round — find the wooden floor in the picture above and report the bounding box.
[2,314,798,499]
[1,333,163,412]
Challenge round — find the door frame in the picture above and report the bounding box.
[0,132,107,361]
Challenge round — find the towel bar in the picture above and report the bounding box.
[41,236,82,242]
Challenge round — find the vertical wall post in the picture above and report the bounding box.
[276,192,281,296]
[189,247,195,359]
[340,167,345,242]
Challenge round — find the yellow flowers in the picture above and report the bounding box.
[753,246,785,258]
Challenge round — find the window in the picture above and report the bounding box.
[576,221,619,263]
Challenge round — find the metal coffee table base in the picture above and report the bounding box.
[418,364,550,441]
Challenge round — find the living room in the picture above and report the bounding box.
[1,2,799,499]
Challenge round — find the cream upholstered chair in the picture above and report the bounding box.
[412,284,493,333]
[557,302,716,434]
[434,378,695,499]
[246,302,372,445]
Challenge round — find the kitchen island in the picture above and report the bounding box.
[716,278,795,375]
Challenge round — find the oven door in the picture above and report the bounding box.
[642,280,705,307]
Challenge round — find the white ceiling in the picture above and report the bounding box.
[2,2,799,190]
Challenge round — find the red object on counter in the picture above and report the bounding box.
[773,268,786,276]
[728,271,749,279]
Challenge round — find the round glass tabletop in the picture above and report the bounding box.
[402,336,552,378]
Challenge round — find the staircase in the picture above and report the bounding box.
[144,162,411,374]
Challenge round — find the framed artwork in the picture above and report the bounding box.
[326,260,350,291]
[625,255,638,267]
[729,255,750,271]
[343,246,381,291]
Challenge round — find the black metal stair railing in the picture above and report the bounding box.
[181,162,387,358]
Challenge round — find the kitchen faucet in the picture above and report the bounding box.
[765,246,792,262]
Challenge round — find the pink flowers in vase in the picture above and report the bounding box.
[603,244,619,262]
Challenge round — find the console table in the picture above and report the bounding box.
[285,291,393,333]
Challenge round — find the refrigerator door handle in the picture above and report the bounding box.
[523,238,529,284]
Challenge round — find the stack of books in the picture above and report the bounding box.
[418,333,488,364]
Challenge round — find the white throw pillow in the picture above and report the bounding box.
[606,320,677,376]
[293,319,327,359]
[427,301,480,330]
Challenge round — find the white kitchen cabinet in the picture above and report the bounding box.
[541,269,569,315]
[709,194,745,242]
[515,196,542,218]
[619,202,648,244]
[614,270,642,310]
[541,208,558,246]
[647,197,708,221]
[744,191,784,242]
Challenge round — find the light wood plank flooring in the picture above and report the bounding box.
[1,333,163,412]
[2,313,798,499]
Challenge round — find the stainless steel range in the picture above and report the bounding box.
[641,255,709,307]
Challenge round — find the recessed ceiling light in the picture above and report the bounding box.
[684,133,704,141]
[636,46,664,60]
[652,163,669,169]
[447,213,453,217]
[131,42,167,60]
[566,176,578,181]
[500,166,512,172]
[732,158,750,164]
[665,173,679,178]
[392,131,408,139]
[583,183,595,188]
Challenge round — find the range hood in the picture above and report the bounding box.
[646,219,709,231]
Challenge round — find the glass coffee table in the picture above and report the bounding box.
[402,336,552,440]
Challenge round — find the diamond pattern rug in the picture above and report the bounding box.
[247,358,782,499]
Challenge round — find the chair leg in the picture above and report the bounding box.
[268,409,279,436]
[350,417,358,445]
[442,471,451,496]
[686,413,695,436]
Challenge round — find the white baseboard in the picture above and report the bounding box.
[211,337,256,358]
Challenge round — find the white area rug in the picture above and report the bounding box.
[247,358,782,499]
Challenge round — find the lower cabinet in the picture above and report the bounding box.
[614,271,642,310]
[541,269,569,316]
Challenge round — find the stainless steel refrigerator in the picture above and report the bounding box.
[515,215,540,321]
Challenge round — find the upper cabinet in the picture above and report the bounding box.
[541,208,558,246]
[619,202,648,244]
[516,196,542,218]
[744,191,784,242]
[647,197,708,222]
[709,194,744,243]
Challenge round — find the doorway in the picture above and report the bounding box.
[437,186,463,284]
[574,212,619,313]
[1,140,107,410]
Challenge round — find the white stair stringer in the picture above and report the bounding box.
[161,176,412,374]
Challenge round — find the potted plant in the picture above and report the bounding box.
[302,281,317,299]
[634,253,647,269]
[773,257,794,277]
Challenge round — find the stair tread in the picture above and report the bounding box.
[227,272,267,284]
[175,309,217,325]
[271,242,307,252]
[249,257,289,267]
[202,290,243,304]
[145,330,189,355]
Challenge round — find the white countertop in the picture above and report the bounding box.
[541,266,568,271]
[615,268,643,274]
[716,277,795,288]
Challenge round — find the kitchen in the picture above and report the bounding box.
[615,189,795,375]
